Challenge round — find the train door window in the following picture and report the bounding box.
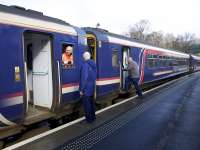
[112,49,118,67]
[62,44,74,69]
[27,44,33,70]
[121,47,130,89]
[122,47,130,68]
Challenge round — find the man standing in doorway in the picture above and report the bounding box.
[123,57,143,97]
[79,51,97,123]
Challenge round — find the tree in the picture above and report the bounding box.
[182,32,195,53]
[129,20,150,40]
[145,31,164,47]
[163,33,176,49]
[173,33,195,53]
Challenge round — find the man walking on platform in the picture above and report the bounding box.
[123,57,143,97]
[79,51,97,123]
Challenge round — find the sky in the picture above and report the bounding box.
[0,0,199,37]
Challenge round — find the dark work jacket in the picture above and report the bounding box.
[79,59,97,96]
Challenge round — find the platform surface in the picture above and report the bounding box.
[13,72,200,150]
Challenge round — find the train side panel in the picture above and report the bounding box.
[96,41,121,97]
[54,33,80,105]
[0,24,25,126]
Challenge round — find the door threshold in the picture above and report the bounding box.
[24,106,55,126]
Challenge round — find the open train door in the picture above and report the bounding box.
[86,34,97,98]
[121,46,130,89]
[23,32,55,125]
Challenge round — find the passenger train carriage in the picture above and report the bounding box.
[0,4,199,141]
[83,27,190,98]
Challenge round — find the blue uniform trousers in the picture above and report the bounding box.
[125,76,143,97]
[82,95,96,123]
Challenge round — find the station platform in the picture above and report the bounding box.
[5,72,200,150]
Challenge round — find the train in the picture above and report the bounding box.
[0,4,200,141]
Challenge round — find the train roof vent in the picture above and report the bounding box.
[27,9,43,16]
[10,5,26,10]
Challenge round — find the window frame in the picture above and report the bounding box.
[61,43,75,69]
[112,49,119,68]
[147,54,159,69]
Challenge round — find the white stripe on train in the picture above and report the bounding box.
[0,12,77,36]
[107,36,189,58]
[0,96,23,108]
[61,78,120,94]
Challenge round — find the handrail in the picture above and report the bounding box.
[24,61,29,112]
[57,60,61,105]
[119,61,122,89]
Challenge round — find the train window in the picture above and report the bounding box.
[159,59,164,67]
[62,44,74,69]
[27,43,33,70]
[148,54,153,58]
[147,59,154,68]
[157,55,162,67]
[112,50,118,67]
[153,55,158,59]
[147,54,159,68]
[87,38,95,46]
[155,60,159,67]
[163,60,167,67]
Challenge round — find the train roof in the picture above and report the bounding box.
[83,27,189,58]
[0,4,77,36]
